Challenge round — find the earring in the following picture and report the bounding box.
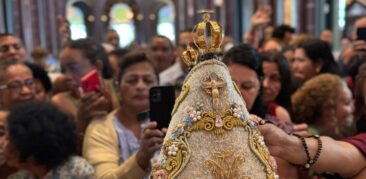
[316,67,320,73]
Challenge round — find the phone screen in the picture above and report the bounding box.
[357,27,366,41]
[149,86,176,129]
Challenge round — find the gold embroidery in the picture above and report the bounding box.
[172,84,190,115]
[188,109,247,137]
[233,81,244,100]
[248,128,277,179]
[204,150,250,179]
[162,132,191,178]
[202,73,226,110]
[153,107,277,179]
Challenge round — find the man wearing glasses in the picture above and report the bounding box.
[0,61,35,110]
[0,60,35,178]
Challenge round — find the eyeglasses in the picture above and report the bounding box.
[0,79,35,93]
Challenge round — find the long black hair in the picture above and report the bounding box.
[223,43,266,118]
[297,39,340,75]
[260,51,292,110]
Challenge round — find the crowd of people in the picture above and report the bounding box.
[0,6,366,179]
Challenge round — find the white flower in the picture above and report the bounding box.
[168,144,178,156]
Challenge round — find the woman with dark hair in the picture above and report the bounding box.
[292,39,339,87]
[223,44,308,178]
[0,61,36,178]
[25,63,52,102]
[0,61,35,110]
[4,102,94,178]
[222,43,266,118]
[83,51,165,178]
[52,38,117,121]
[260,51,292,121]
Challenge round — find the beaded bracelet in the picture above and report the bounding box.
[292,134,323,169]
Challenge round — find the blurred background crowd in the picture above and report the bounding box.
[1,0,366,178]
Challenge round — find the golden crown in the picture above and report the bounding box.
[182,10,224,67]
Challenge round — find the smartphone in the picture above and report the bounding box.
[137,111,150,122]
[80,70,100,93]
[357,27,366,41]
[149,86,176,129]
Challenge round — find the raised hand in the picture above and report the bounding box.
[136,121,164,171]
[250,5,272,29]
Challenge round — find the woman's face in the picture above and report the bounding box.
[0,64,35,109]
[292,48,318,81]
[228,64,260,111]
[119,62,158,112]
[59,48,95,92]
[262,61,281,105]
[335,85,354,125]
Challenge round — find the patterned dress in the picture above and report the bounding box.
[7,156,94,179]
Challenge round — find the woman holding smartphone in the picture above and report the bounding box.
[52,38,118,120]
[83,51,165,178]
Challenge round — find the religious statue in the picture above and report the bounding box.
[151,10,278,179]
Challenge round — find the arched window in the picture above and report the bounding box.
[66,5,87,40]
[157,5,175,42]
[109,3,135,47]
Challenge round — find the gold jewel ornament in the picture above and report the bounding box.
[181,45,199,67]
[193,10,223,54]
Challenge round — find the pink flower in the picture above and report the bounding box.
[152,169,168,179]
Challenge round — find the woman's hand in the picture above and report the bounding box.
[292,123,309,137]
[258,124,292,157]
[250,5,272,29]
[76,87,112,133]
[136,121,165,171]
[353,40,366,52]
